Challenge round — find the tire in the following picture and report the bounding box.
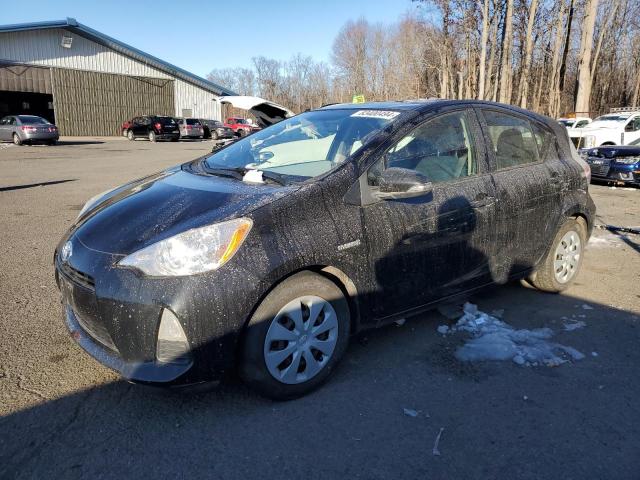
[127,130,135,141]
[530,217,587,293]
[211,131,219,141]
[12,133,22,146]
[48,140,57,146]
[238,129,247,137]
[240,271,351,400]
[148,130,157,142]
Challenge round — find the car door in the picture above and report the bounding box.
[360,108,497,319]
[622,115,640,145]
[475,107,565,280]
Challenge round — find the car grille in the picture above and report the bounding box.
[588,158,611,177]
[58,260,95,290]
[74,308,117,352]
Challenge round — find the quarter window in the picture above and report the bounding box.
[368,111,477,185]
[482,110,541,169]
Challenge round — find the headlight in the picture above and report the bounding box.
[615,156,640,165]
[77,188,116,219]
[118,218,252,276]
[583,135,596,148]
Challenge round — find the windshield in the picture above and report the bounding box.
[19,116,50,125]
[186,119,200,125]
[205,109,398,179]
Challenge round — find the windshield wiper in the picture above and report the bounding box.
[203,165,288,186]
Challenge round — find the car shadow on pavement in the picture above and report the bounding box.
[0,179,77,192]
[1,285,639,479]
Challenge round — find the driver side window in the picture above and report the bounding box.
[368,111,477,185]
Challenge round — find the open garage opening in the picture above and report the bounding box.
[0,91,55,124]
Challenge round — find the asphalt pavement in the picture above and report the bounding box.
[0,137,638,479]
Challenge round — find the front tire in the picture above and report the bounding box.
[240,271,351,400]
[530,217,587,293]
[127,130,135,141]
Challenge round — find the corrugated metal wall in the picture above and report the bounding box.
[0,29,171,79]
[51,69,174,136]
[0,64,51,93]
[174,79,221,119]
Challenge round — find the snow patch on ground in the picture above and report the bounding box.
[587,234,621,248]
[439,303,585,367]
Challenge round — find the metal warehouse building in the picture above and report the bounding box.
[0,18,236,136]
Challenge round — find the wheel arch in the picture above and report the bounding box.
[232,264,362,369]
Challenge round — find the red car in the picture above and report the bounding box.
[225,117,261,137]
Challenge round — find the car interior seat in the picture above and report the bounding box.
[495,128,531,169]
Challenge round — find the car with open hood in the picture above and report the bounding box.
[55,99,595,399]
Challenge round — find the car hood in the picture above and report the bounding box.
[219,95,293,127]
[73,166,295,255]
[583,145,640,158]
[581,121,625,131]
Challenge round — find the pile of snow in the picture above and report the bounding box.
[439,303,585,367]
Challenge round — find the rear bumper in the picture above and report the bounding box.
[22,131,59,142]
[156,132,180,140]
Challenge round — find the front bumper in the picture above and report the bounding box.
[53,234,252,387]
[64,305,191,383]
[587,157,640,185]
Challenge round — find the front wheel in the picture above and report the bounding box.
[240,271,351,400]
[530,217,587,293]
[127,130,135,141]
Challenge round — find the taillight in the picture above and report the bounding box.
[21,126,37,132]
[155,122,162,130]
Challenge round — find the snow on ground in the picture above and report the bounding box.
[439,303,585,367]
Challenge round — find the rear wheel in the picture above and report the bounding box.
[48,139,57,146]
[127,130,135,141]
[530,217,587,293]
[238,129,247,137]
[240,271,351,400]
[148,130,157,142]
[12,133,22,146]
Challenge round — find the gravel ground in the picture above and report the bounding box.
[1,137,639,479]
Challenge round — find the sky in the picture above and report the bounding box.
[2,0,421,78]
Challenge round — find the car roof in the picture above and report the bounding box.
[318,99,555,124]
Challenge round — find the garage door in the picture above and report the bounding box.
[51,69,174,136]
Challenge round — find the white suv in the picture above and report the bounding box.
[573,109,640,148]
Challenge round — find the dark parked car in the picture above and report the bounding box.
[580,138,640,186]
[0,115,59,145]
[55,100,595,399]
[123,116,179,142]
[200,119,235,140]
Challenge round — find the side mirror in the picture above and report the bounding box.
[375,167,433,200]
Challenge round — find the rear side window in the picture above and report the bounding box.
[481,110,541,170]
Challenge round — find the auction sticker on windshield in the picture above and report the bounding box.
[351,110,400,120]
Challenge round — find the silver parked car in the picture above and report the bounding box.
[0,115,60,145]
[177,118,204,139]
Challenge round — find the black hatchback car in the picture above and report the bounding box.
[55,100,595,399]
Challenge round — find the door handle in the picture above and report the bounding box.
[470,194,496,209]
